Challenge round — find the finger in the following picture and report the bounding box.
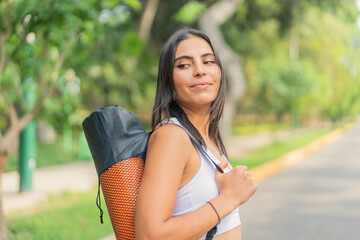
[218,162,228,171]
[238,165,248,170]
[234,165,248,171]
[215,162,227,178]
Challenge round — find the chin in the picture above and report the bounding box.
[190,98,217,107]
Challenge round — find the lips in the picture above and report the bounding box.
[190,82,211,89]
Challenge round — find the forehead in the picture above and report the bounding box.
[175,37,214,58]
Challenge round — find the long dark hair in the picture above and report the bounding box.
[152,28,227,157]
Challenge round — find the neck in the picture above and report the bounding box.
[178,103,211,140]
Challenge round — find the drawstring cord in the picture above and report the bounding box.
[205,225,217,240]
[96,179,104,224]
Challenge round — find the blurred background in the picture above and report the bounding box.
[0,0,359,239]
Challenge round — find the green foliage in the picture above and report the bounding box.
[1,0,359,139]
[99,4,133,27]
[5,138,84,173]
[0,0,107,133]
[0,62,21,104]
[43,69,81,128]
[122,0,142,11]
[7,190,113,240]
[297,6,360,120]
[233,122,290,135]
[78,29,158,112]
[224,0,360,123]
[174,1,207,24]
[251,59,320,123]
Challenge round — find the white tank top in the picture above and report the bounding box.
[162,118,241,239]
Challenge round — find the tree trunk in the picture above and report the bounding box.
[139,0,159,43]
[198,0,247,143]
[0,154,9,240]
[0,105,34,240]
[289,28,299,60]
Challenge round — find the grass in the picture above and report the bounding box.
[6,189,114,240]
[230,128,334,169]
[5,139,89,173]
[233,122,290,135]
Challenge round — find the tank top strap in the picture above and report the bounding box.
[157,118,224,174]
[156,117,194,138]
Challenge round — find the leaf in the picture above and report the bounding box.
[173,1,206,24]
[122,0,142,11]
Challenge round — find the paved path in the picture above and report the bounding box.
[2,161,97,213]
[239,123,360,240]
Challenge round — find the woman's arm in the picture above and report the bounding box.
[135,125,256,240]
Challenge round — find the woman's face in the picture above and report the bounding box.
[173,36,221,111]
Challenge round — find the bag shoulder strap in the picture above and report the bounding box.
[189,137,224,173]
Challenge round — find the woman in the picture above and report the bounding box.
[135,28,257,240]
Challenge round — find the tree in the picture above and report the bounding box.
[252,59,320,125]
[0,1,107,238]
[220,0,360,124]
[198,0,247,142]
[139,0,159,43]
[297,6,360,121]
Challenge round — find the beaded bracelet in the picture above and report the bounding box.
[207,201,220,223]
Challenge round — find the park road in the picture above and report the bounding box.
[239,123,360,240]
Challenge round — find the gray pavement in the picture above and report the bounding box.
[239,123,360,240]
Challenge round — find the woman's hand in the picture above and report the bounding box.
[215,163,257,209]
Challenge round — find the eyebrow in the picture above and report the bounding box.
[174,53,215,62]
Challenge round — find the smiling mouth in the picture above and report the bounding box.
[190,83,211,89]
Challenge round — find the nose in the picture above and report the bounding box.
[193,62,206,78]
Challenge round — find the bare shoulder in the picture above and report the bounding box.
[149,123,191,149]
[142,123,194,186]
[146,123,193,167]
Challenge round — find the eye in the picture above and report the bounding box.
[204,60,216,65]
[176,64,189,69]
